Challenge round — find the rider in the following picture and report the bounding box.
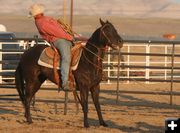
[29,3,74,90]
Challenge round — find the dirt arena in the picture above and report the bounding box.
[0,83,179,133]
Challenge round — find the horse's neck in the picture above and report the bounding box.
[83,28,105,64]
[86,28,106,57]
[77,28,106,80]
[88,28,102,44]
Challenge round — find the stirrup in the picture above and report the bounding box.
[62,81,75,91]
[57,82,62,93]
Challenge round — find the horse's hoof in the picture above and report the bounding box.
[100,122,108,127]
[27,120,33,124]
[84,123,90,128]
[27,121,33,124]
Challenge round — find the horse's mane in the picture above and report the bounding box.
[87,27,101,44]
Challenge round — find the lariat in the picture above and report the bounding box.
[82,43,107,70]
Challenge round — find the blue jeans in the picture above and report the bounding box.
[53,39,72,85]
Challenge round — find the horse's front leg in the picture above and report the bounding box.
[90,84,108,127]
[80,88,89,127]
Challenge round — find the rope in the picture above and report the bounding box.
[85,44,169,101]
[57,18,74,36]
[83,42,118,70]
[82,49,103,70]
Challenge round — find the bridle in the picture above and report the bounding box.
[82,23,114,70]
[83,43,105,70]
[100,23,113,45]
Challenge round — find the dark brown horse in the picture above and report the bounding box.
[15,19,123,127]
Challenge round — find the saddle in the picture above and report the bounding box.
[38,42,85,90]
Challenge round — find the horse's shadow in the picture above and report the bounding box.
[88,118,163,132]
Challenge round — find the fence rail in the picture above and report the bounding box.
[0,37,180,105]
[0,37,180,83]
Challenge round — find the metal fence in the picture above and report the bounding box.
[1,38,180,85]
[104,40,180,84]
[0,38,49,84]
[0,37,180,105]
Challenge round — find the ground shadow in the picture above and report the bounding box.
[0,107,19,115]
[88,118,163,132]
[135,122,163,133]
[99,90,180,110]
[0,101,21,115]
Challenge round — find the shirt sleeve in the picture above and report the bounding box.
[41,19,73,41]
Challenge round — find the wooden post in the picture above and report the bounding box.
[162,34,176,105]
[63,0,67,22]
[170,43,175,105]
[70,0,73,28]
[116,48,121,103]
[34,35,38,45]
[0,42,2,84]
[64,90,68,115]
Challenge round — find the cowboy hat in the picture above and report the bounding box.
[29,3,45,17]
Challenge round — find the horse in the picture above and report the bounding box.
[15,19,123,127]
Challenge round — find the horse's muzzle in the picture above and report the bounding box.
[111,44,120,50]
[118,39,123,48]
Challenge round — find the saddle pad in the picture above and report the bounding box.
[38,43,84,70]
[38,48,60,69]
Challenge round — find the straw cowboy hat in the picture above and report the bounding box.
[29,4,45,17]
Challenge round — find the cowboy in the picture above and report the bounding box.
[29,3,74,90]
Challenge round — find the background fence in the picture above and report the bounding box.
[104,40,180,84]
[0,37,180,105]
[1,38,180,85]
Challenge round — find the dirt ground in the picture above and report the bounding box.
[0,83,179,133]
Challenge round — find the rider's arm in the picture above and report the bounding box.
[73,33,88,42]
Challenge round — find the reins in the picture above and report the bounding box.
[100,24,112,44]
[82,45,105,70]
[83,42,107,60]
[82,23,113,70]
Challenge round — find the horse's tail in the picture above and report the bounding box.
[15,64,26,105]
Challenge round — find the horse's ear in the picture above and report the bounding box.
[100,18,105,26]
[107,20,110,23]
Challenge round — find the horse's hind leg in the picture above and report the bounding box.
[24,81,42,123]
[90,85,108,127]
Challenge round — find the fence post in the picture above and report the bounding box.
[145,43,150,83]
[164,45,167,80]
[0,42,2,83]
[64,90,69,115]
[107,47,111,84]
[127,45,130,83]
[170,43,175,105]
[116,48,121,103]
[34,35,38,45]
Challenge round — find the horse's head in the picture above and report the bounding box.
[100,19,123,49]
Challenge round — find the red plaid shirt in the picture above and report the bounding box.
[35,14,73,43]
